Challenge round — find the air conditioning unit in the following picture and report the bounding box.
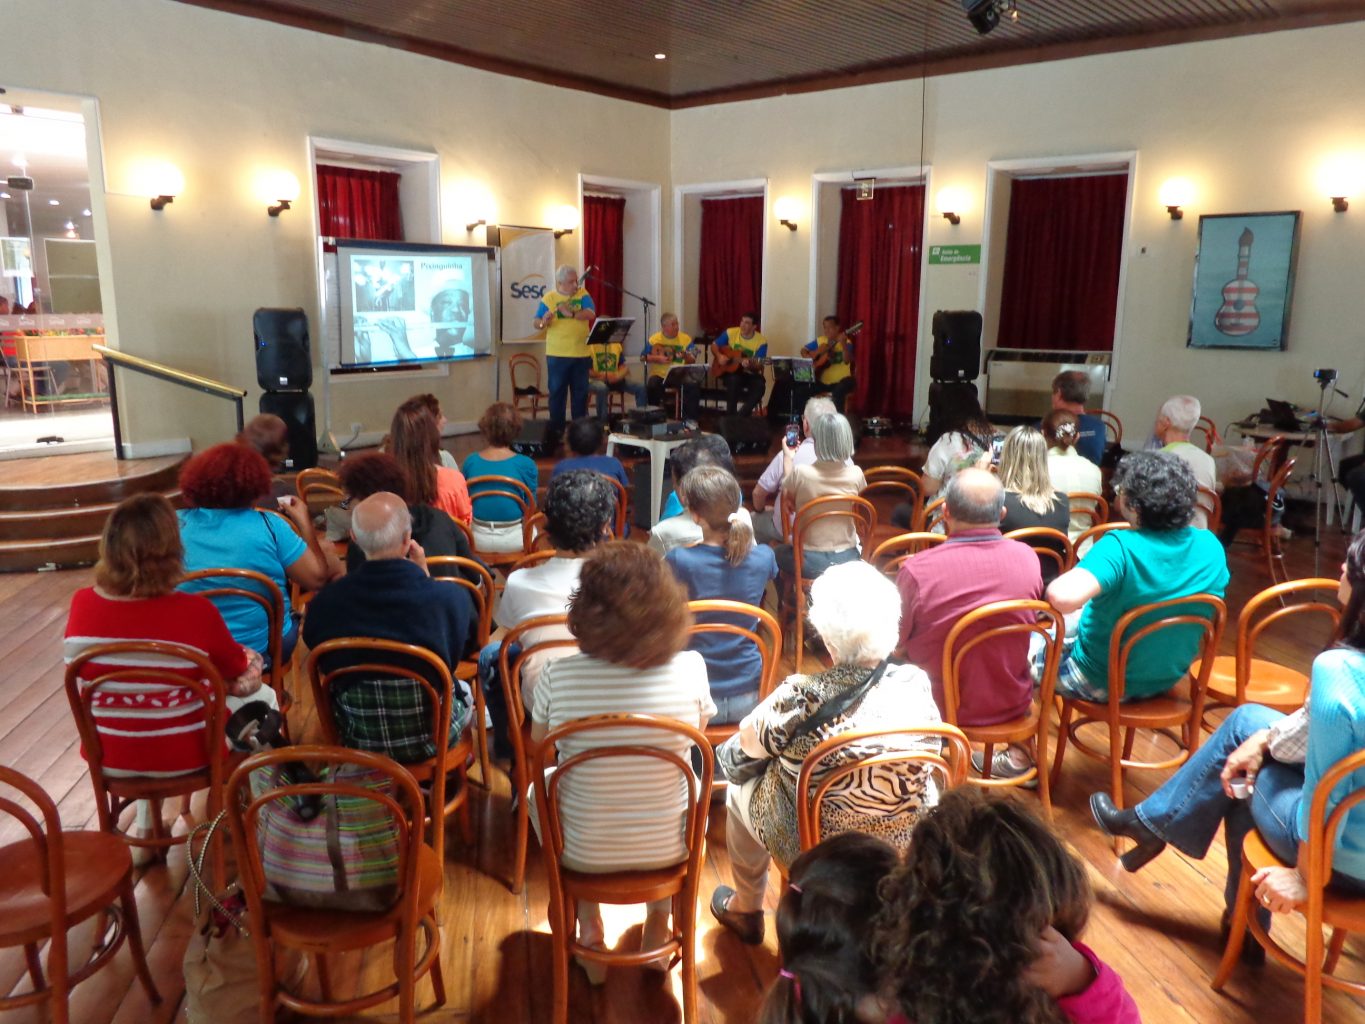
[983,349,1111,424]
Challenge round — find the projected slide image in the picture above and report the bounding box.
[349,253,491,364]
[352,258,415,313]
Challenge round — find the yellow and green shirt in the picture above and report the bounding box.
[803,334,854,385]
[535,287,596,358]
[643,330,696,379]
[589,340,625,377]
[719,327,768,364]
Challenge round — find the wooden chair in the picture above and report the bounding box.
[426,555,497,783]
[596,472,630,537]
[510,352,545,418]
[466,475,537,571]
[686,600,782,749]
[922,494,947,533]
[1049,595,1227,842]
[226,745,446,1023]
[1212,748,1365,1023]
[1193,415,1221,453]
[785,495,878,673]
[520,509,553,552]
[510,549,560,574]
[1202,578,1341,726]
[0,766,161,1024]
[942,601,1064,816]
[181,567,290,719]
[64,642,233,885]
[860,466,923,535]
[305,638,473,866]
[870,531,946,579]
[1196,484,1223,533]
[795,724,971,851]
[1071,520,1132,565]
[532,715,713,1024]
[295,466,344,511]
[1087,409,1123,446]
[1260,458,1297,585]
[1067,491,1109,531]
[498,615,579,894]
[1003,527,1074,582]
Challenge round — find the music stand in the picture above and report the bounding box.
[586,316,635,348]
[659,364,707,420]
[767,357,816,421]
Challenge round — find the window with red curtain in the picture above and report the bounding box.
[996,174,1127,351]
[836,184,925,419]
[697,196,764,335]
[315,165,404,250]
[582,194,626,317]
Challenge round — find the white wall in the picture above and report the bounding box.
[671,25,1365,434]
[0,0,670,450]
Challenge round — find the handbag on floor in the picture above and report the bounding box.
[182,813,258,1024]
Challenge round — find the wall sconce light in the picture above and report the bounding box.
[258,169,300,217]
[1318,156,1362,214]
[936,187,967,226]
[774,196,800,231]
[466,218,486,231]
[550,203,579,239]
[1158,177,1195,220]
[139,160,184,212]
[451,182,497,234]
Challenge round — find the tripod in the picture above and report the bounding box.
[1308,375,1350,577]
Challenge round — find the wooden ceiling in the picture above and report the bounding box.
[177,0,1365,108]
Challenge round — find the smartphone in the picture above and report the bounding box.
[784,424,801,449]
[990,435,1004,464]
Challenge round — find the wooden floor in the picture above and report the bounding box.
[2,526,1364,1021]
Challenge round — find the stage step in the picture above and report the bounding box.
[0,452,187,572]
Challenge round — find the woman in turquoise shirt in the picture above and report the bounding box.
[1091,529,1365,956]
[462,401,540,553]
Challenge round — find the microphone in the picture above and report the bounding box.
[581,264,597,279]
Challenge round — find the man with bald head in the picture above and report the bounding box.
[896,468,1044,779]
[302,492,475,764]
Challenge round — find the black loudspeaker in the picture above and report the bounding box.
[259,391,318,470]
[254,308,312,390]
[929,310,982,382]
[510,419,556,458]
[718,414,771,456]
[633,460,675,530]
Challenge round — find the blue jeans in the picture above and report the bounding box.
[547,356,591,435]
[478,639,521,759]
[590,378,649,420]
[711,688,761,726]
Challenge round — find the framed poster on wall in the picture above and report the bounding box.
[1187,211,1300,350]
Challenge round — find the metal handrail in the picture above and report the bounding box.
[93,344,247,459]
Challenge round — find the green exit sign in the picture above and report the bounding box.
[928,244,981,265]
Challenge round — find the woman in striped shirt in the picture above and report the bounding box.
[531,541,716,983]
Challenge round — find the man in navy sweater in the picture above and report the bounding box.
[303,492,475,763]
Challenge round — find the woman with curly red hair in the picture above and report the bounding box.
[177,443,340,660]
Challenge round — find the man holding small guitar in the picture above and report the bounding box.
[712,311,768,416]
[802,315,862,413]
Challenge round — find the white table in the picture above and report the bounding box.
[605,432,695,526]
[1231,421,1363,526]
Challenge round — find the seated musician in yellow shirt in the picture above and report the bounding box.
[802,315,857,414]
[712,312,768,417]
[642,313,700,419]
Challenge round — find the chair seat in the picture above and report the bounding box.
[1204,655,1310,711]
[104,767,213,801]
[1066,693,1192,729]
[561,863,689,905]
[0,832,133,945]
[265,843,443,950]
[1242,831,1365,933]
[455,661,477,683]
[703,723,738,745]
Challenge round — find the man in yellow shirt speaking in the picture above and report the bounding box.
[534,264,597,438]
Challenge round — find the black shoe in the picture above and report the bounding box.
[709,885,764,945]
[1220,910,1268,967]
[1089,793,1167,872]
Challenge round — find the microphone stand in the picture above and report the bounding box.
[583,271,656,345]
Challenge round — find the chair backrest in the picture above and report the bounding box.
[1193,416,1220,453]
[922,494,947,533]
[181,567,286,689]
[296,466,344,507]
[532,714,713,886]
[1107,594,1227,707]
[1002,527,1074,581]
[226,744,426,930]
[1264,457,1297,526]
[1304,747,1365,896]
[509,352,541,390]
[1067,491,1109,530]
[595,472,630,538]
[63,641,229,806]
[424,556,496,649]
[792,494,878,587]
[521,510,552,552]
[1251,434,1288,484]
[498,614,578,737]
[685,599,783,701]
[863,465,922,487]
[859,479,922,531]
[795,724,971,851]
[1086,409,1123,445]
[452,517,475,550]
[510,548,560,574]
[1233,579,1341,701]
[0,765,66,915]
[466,475,536,522]
[941,601,1064,725]
[870,531,946,578]
[1073,520,1131,558]
[1195,484,1223,533]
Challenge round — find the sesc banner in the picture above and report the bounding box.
[497,226,556,343]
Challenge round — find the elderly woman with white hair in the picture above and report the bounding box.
[775,412,868,579]
[533,264,598,439]
[710,560,944,945]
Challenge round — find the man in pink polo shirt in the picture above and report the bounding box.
[897,468,1043,779]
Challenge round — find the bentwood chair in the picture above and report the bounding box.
[870,532,946,579]
[795,724,971,852]
[1193,415,1221,453]
[305,639,473,865]
[1003,527,1074,583]
[922,494,947,533]
[426,556,497,783]
[785,495,877,672]
[1050,595,1227,848]
[1067,491,1109,532]
[1087,409,1123,447]
[1212,748,1365,1023]
[466,475,538,572]
[1071,520,1131,565]
[64,642,233,886]
[860,466,924,538]
[510,353,546,419]
[1196,484,1223,533]
[227,745,446,1024]
[686,600,782,750]
[181,567,290,721]
[597,472,630,537]
[1201,578,1340,727]
[498,615,579,894]
[295,467,344,511]
[533,715,714,1024]
[941,601,1064,817]
[0,766,161,1024]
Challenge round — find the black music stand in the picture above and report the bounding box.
[586,316,635,348]
[767,356,816,422]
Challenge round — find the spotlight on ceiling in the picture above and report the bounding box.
[962,0,1018,36]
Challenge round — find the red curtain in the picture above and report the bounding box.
[996,174,1127,351]
[582,194,626,317]
[836,184,925,419]
[698,196,764,334]
[316,165,404,248]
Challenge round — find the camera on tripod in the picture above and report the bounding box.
[1314,368,1338,385]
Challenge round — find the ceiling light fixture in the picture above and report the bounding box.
[48,198,59,206]
[0,193,8,200]
[82,207,92,216]
[962,0,1019,36]
[654,53,666,60]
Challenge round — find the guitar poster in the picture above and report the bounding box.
[1188,211,1300,350]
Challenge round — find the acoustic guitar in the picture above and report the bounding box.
[810,320,865,372]
[1214,228,1260,337]
[711,335,764,377]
